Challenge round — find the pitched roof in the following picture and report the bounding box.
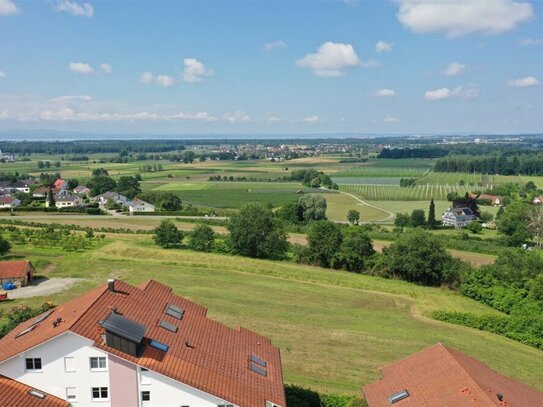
[0,375,69,407]
[0,260,32,279]
[0,196,18,204]
[0,280,286,407]
[53,179,66,189]
[363,343,543,407]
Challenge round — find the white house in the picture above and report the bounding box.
[95,192,130,207]
[0,196,21,208]
[128,198,155,213]
[442,207,476,228]
[52,195,84,209]
[0,279,286,407]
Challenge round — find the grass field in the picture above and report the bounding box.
[3,236,542,394]
[319,193,390,222]
[333,167,428,178]
[341,184,470,201]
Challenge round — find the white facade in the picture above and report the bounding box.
[128,200,155,213]
[0,198,21,208]
[0,332,111,406]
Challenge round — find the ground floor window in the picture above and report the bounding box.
[91,387,108,400]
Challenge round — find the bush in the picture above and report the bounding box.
[188,224,215,252]
[153,220,184,248]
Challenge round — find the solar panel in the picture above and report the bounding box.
[249,362,267,377]
[15,325,37,338]
[250,354,267,367]
[388,390,409,404]
[149,340,169,352]
[164,304,184,320]
[101,312,147,343]
[158,320,178,333]
[29,310,54,327]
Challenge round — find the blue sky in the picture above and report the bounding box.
[0,0,542,136]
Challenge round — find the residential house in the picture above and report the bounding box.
[73,185,91,197]
[54,179,69,191]
[442,207,476,228]
[0,150,16,163]
[32,187,62,198]
[0,279,286,407]
[0,260,34,287]
[0,196,21,209]
[128,198,155,213]
[95,191,130,207]
[47,195,83,209]
[470,193,502,206]
[0,374,69,406]
[363,343,543,406]
[0,180,33,194]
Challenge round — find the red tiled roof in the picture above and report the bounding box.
[0,260,33,279]
[0,280,286,407]
[0,196,17,204]
[0,374,69,406]
[363,343,543,407]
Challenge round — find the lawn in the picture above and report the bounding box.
[2,236,541,394]
[321,193,390,222]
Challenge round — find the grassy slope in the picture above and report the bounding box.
[4,236,542,394]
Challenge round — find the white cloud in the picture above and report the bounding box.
[55,0,93,18]
[183,58,213,83]
[517,38,543,46]
[303,115,320,122]
[0,71,5,79]
[264,40,287,51]
[360,59,380,68]
[223,111,250,124]
[425,85,479,101]
[442,62,466,76]
[139,72,175,87]
[375,41,394,53]
[508,76,539,88]
[396,0,534,37]
[50,95,92,102]
[0,0,19,16]
[383,115,399,123]
[297,42,366,77]
[69,62,94,74]
[374,89,395,97]
[267,116,281,123]
[99,63,112,74]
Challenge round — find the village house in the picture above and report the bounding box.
[0,279,286,407]
[73,185,91,197]
[442,207,476,228]
[0,374,69,406]
[0,196,21,209]
[0,150,16,163]
[0,260,34,287]
[128,198,155,213]
[47,194,84,209]
[469,193,502,206]
[54,179,69,191]
[32,187,64,198]
[363,343,543,406]
[0,180,34,194]
[95,191,130,207]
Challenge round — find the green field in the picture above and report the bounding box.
[333,166,428,178]
[340,184,470,201]
[3,236,542,394]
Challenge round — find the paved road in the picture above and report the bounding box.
[4,278,82,299]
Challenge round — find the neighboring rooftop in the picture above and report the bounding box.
[0,374,69,407]
[0,260,33,279]
[363,343,543,407]
[0,279,286,407]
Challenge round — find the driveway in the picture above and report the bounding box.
[4,278,82,299]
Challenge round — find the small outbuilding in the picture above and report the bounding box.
[0,260,34,287]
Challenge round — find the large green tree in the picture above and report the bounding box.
[334,228,375,272]
[0,235,11,256]
[188,224,215,252]
[88,175,117,197]
[115,176,141,199]
[428,198,436,228]
[307,221,343,268]
[497,202,532,246]
[153,220,184,248]
[228,203,289,260]
[298,195,327,222]
[347,209,360,225]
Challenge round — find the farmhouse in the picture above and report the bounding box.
[0,279,286,407]
[48,195,84,209]
[469,193,502,206]
[0,196,21,208]
[442,207,476,228]
[363,343,543,407]
[0,260,34,287]
[128,198,155,213]
[95,191,130,207]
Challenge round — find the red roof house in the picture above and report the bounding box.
[0,260,34,286]
[363,343,543,407]
[0,374,69,406]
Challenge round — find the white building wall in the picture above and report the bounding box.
[0,332,111,406]
[135,365,237,407]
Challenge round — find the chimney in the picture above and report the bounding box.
[107,278,116,293]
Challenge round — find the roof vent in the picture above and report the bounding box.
[107,278,115,293]
[28,389,46,399]
[388,390,409,404]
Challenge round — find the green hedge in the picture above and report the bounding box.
[285,385,367,407]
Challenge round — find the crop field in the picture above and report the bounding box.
[367,200,452,216]
[332,177,404,185]
[416,171,543,188]
[319,193,390,222]
[2,236,542,395]
[341,184,470,201]
[333,166,428,178]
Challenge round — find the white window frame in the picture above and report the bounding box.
[64,357,75,372]
[25,358,42,372]
[66,387,77,402]
[89,356,107,371]
[91,387,109,401]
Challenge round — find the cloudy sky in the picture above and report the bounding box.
[0,0,542,135]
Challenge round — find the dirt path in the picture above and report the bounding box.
[5,278,83,299]
[336,190,395,223]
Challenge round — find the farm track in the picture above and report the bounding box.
[335,189,395,223]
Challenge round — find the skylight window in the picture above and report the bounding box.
[164,304,184,320]
[15,325,37,338]
[29,310,54,327]
[149,340,169,352]
[28,390,46,399]
[158,320,178,333]
[250,354,267,367]
[388,390,409,404]
[249,362,267,377]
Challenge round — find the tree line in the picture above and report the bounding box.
[434,153,543,175]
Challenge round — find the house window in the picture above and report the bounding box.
[90,356,107,370]
[91,387,108,400]
[64,357,75,372]
[25,358,42,371]
[66,387,77,401]
[141,391,151,401]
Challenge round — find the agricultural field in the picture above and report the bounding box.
[333,166,428,178]
[340,184,470,201]
[2,236,542,394]
[316,193,390,222]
